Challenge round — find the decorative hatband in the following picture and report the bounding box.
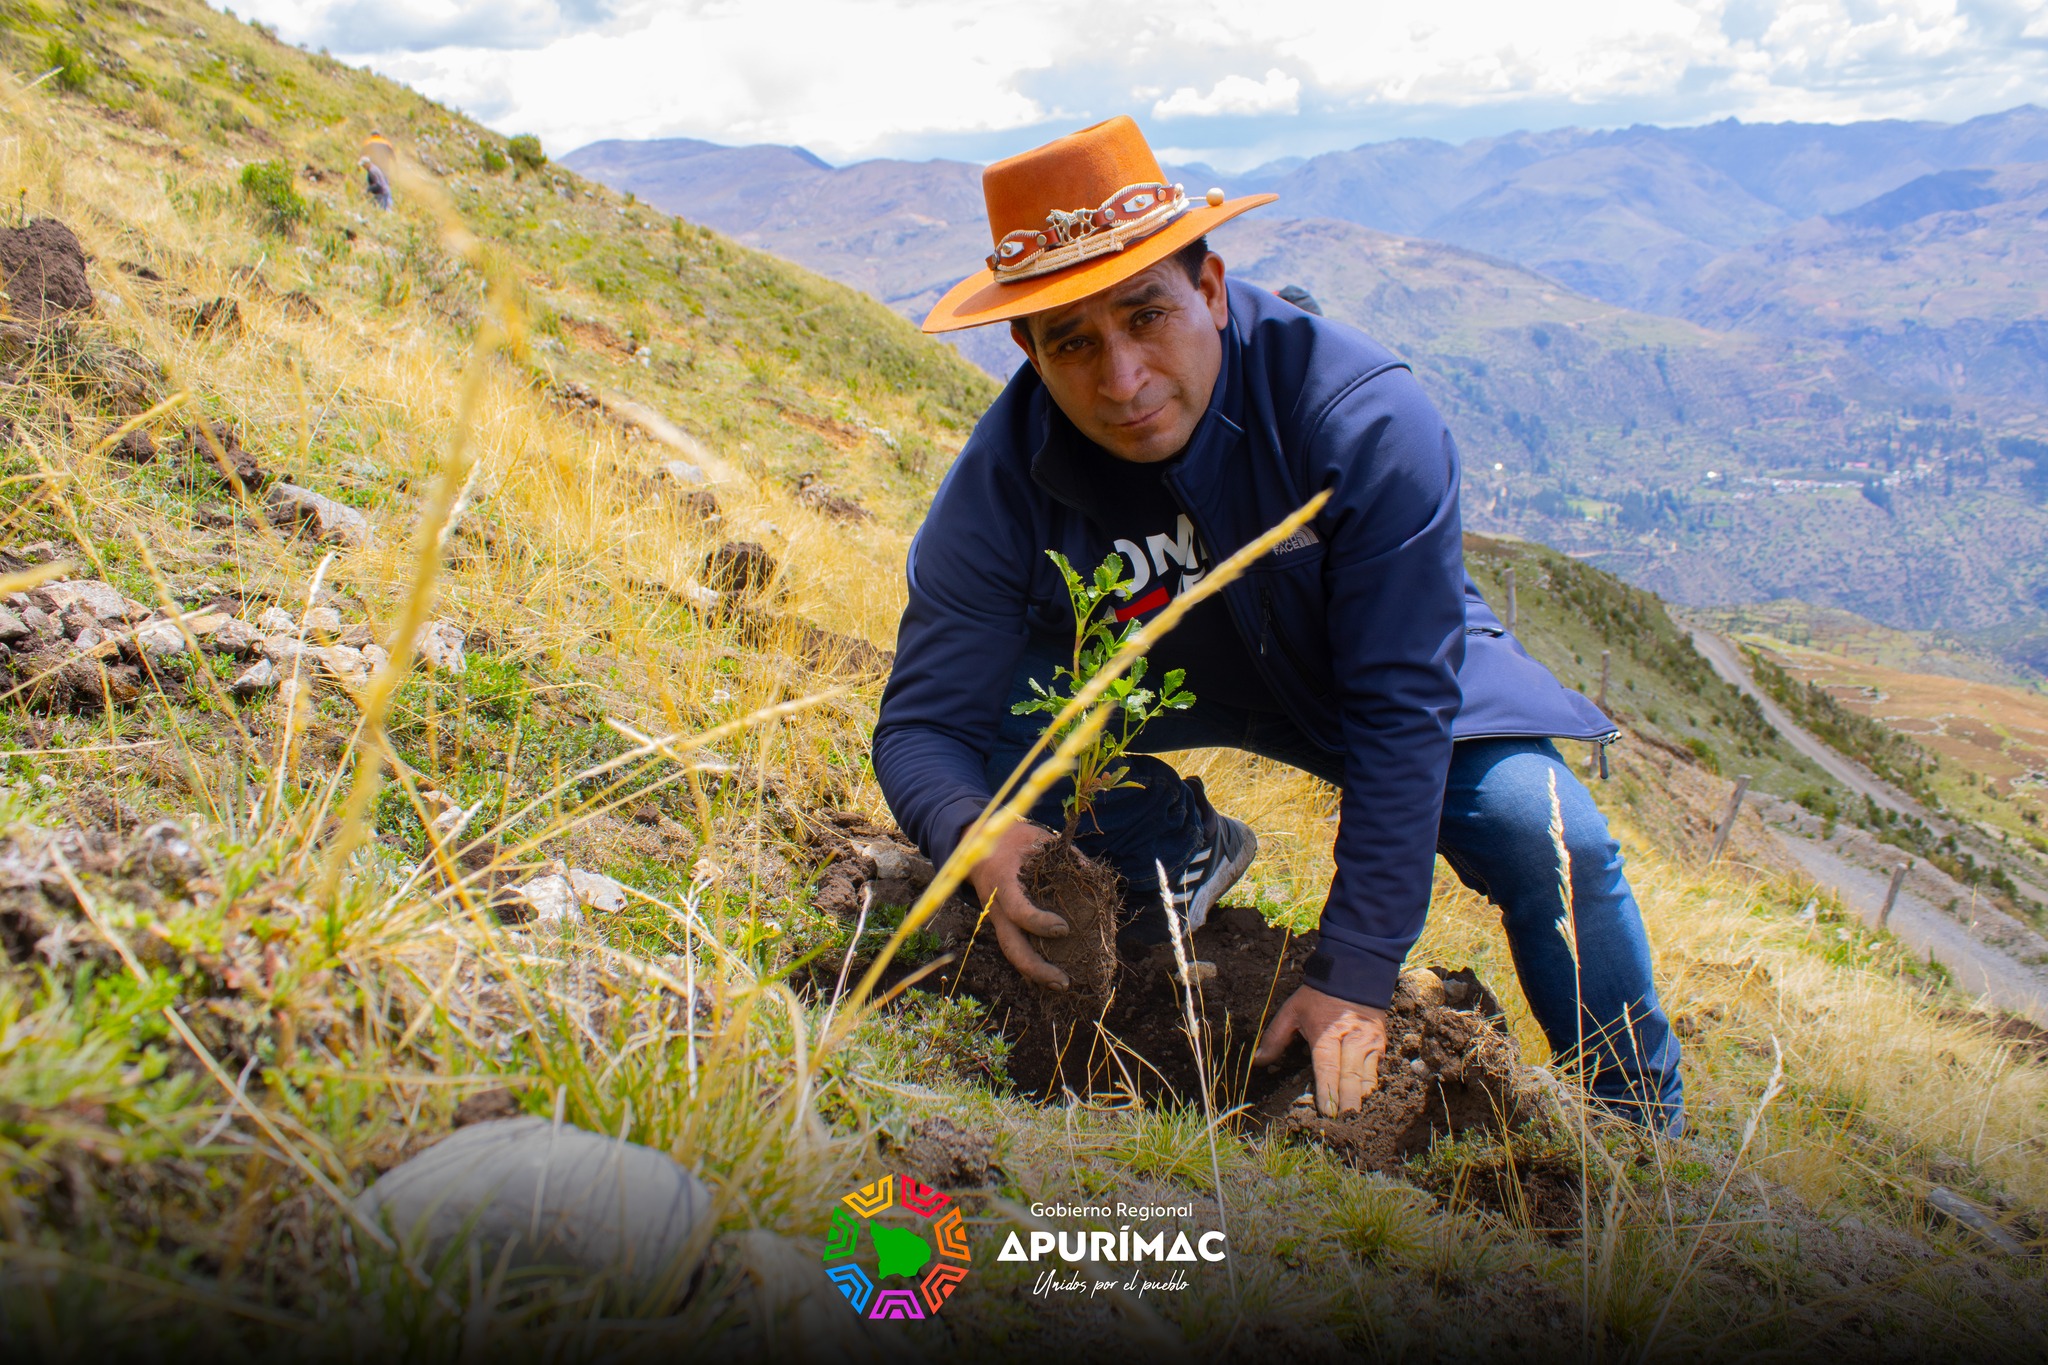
[987,181,1189,281]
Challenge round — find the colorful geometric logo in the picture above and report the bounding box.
[822,1173,971,1319]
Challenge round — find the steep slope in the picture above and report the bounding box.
[1679,163,2048,406]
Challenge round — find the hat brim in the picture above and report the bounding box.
[921,193,1277,334]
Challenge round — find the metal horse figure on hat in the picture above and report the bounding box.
[873,115,1683,1132]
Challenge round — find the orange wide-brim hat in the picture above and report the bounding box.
[921,115,1276,334]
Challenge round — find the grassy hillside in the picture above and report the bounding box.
[1,3,2045,1359]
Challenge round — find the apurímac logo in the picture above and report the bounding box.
[821,1174,972,1320]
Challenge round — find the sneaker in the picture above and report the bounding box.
[1164,777,1258,935]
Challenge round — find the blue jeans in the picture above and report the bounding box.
[987,646,1685,1130]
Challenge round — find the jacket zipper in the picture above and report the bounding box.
[1260,583,1321,683]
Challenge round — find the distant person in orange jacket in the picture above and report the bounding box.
[358,156,392,211]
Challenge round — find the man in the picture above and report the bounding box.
[873,116,1682,1129]
[358,156,392,212]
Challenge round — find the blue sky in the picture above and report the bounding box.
[237,0,2048,169]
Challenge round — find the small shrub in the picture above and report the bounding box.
[239,159,309,235]
[478,143,508,174]
[1684,736,1721,774]
[506,134,546,176]
[44,37,92,92]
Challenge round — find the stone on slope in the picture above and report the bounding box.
[567,869,629,914]
[207,618,263,656]
[0,607,26,643]
[35,581,133,625]
[354,1117,710,1295]
[132,619,189,659]
[417,620,466,674]
[266,483,371,548]
[229,659,278,696]
[256,606,297,635]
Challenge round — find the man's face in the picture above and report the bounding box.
[1012,252,1229,464]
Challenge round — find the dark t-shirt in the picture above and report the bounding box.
[1088,454,1280,714]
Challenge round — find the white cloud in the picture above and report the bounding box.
[1152,68,1301,120]
[237,0,2048,163]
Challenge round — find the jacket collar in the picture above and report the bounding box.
[1027,316,1246,519]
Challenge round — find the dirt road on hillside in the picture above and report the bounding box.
[1768,828,2048,1027]
[1691,629,2048,1024]
[1690,630,1918,816]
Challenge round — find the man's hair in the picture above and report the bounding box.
[1014,235,1212,348]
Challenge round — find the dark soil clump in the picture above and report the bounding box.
[1019,837,1120,1000]
[107,427,156,464]
[181,421,266,490]
[0,219,94,323]
[702,541,778,599]
[930,899,1543,1164]
[1257,969,1544,1174]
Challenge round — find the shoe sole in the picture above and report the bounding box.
[1185,816,1257,931]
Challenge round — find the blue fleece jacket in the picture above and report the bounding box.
[872,280,1613,1009]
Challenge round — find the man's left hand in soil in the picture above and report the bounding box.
[1254,985,1388,1117]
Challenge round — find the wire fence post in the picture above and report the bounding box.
[1708,774,1752,863]
[1879,862,1909,930]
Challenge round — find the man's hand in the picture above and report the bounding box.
[1252,984,1389,1117]
[967,821,1072,990]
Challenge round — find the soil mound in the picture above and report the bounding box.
[1256,969,1547,1174]
[0,219,93,323]
[930,899,1543,1166]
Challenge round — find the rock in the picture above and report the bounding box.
[857,841,933,888]
[19,604,56,640]
[567,869,629,914]
[0,607,25,643]
[1928,1186,2027,1257]
[673,489,722,522]
[35,580,132,625]
[261,634,309,671]
[303,605,343,637]
[315,644,370,685]
[361,643,390,673]
[207,618,263,656]
[338,622,375,648]
[354,1117,710,1295]
[229,659,277,696]
[132,619,189,659]
[108,428,157,464]
[0,219,93,324]
[701,542,777,600]
[794,473,873,523]
[183,421,267,490]
[266,483,371,548]
[417,620,466,674]
[656,460,706,486]
[505,874,577,926]
[1393,968,1447,1011]
[256,606,296,634]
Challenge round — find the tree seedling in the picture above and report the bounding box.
[1011,549,1194,838]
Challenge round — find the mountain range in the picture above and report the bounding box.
[563,111,2048,666]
